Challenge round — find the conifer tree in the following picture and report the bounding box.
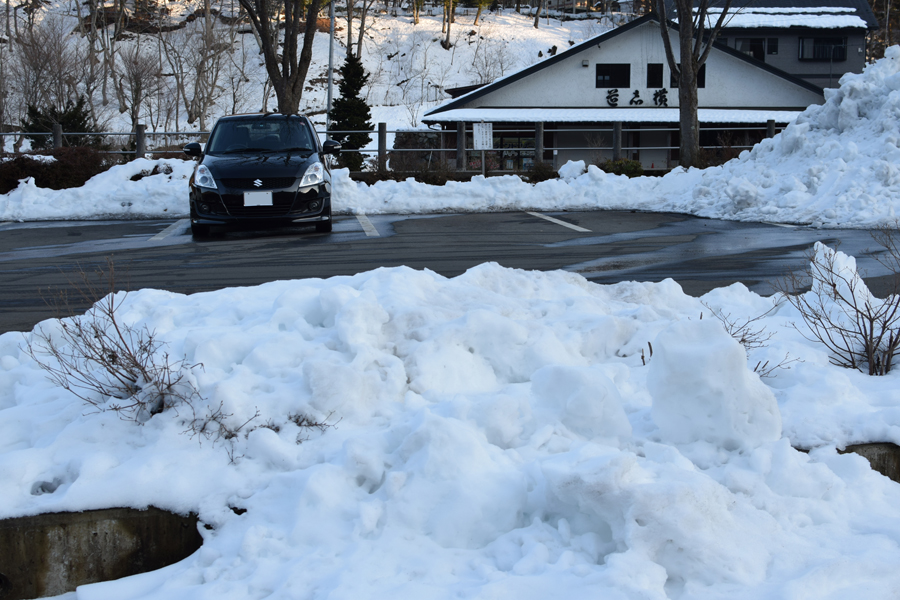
[328,54,373,171]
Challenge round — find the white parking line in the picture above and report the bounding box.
[525,211,591,233]
[356,214,380,237]
[149,219,190,241]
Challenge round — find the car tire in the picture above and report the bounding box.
[315,206,333,233]
[191,221,211,238]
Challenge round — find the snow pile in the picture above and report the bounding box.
[4,49,900,227]
[0,158,194,221]
[3,250,900,598]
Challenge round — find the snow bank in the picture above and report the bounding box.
[3,254,900,598]
[0,158,194,221]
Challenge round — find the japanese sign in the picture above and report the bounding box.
[472,122,493,150]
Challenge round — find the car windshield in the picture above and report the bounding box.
[206,118,315,155]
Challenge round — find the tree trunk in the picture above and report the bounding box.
[442,0,453,48]
[678,66,700,168]
[347,0,355,58]
[474,3,483,25]
[533,0,543,28]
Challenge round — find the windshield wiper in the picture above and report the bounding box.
[283,147,313,153]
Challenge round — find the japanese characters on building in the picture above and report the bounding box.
[606,88,668,107]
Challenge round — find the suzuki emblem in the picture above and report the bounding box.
[253,179,263,187]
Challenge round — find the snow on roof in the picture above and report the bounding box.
[422,108,804,124]
[692,6,869,28]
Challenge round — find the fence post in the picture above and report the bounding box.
[52,124,63,149]
[613,121,622,160]
[766,119,775,139]
[377,122,387,172]
[535,122,544,165]
[135,124,146,158]
[456,121,466,171]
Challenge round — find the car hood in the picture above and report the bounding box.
[202,153,318,179]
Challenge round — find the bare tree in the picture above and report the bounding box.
[441,0,454,48]
[468,30,517,84]
[533,0,544,28]
[11,16,82,113]
[775,237,900,376]
[655,0,732,167]
[159,7,233,129]
[237,0,323,114]
[115,42,163,129]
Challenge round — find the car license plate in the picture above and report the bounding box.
[244,191,273,206]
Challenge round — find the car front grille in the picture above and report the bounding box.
[220,177,296,190]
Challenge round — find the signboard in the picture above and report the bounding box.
[472,122,493,150]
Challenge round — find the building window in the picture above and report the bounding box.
[799,37,847,61]
[596,64,630,88]
[670,64,705,88]
[767,38,778,55]
[647,63,663,88]
[736,38,765,61]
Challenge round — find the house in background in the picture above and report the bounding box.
[686,0,878,88]
[422,14,828,171]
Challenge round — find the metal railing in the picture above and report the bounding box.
[2,120,784,172]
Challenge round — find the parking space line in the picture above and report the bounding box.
[356,214,380,237]
[149,219,190,241]
[525,211,591,233]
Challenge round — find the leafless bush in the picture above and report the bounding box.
[774,234,900,376]
[702,301,800,377]
[24,259,202,422]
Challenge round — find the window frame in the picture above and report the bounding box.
[595,63,631,88]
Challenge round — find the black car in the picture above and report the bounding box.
[183,113,341,237]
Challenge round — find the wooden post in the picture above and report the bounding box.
[135,124,146,158]
[535,122,544,164]
[456,121,466,171]
[52,124,63,149]
[613,121,622,160]
[766,119,776,138]
[377,122,387,172]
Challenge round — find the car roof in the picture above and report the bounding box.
[216,113,309,121]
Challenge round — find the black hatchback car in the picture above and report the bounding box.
[183,113,341,237]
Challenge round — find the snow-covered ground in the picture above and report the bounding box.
[4,46,900,228]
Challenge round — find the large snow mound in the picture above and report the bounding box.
[3,252,900,598]
[4,48,900,227]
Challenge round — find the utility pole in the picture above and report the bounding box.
[326,0,335,138]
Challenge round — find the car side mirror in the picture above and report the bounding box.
[183,142,202,157]
[322,140,341,156]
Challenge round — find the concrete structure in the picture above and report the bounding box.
[0,507,202,600]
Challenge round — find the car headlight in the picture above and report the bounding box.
[195,164,217,190]
[299,162,325,187]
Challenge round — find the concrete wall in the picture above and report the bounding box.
[467,20,824,110]
[0,507,202,600]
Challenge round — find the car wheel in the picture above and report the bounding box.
[191,221,211,237]
[315,206,333,233]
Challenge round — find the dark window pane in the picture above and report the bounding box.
[670,64,705,89]
[596,64,630,88]
[736,38,765,61]
[767,38,778,55]
[647,63,663,88]
[799,37,847,61]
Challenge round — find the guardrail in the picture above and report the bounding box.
[2,120,783,173]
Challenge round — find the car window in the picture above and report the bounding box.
[207,119,314,154]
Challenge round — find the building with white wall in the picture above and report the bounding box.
[423,14,828,171]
